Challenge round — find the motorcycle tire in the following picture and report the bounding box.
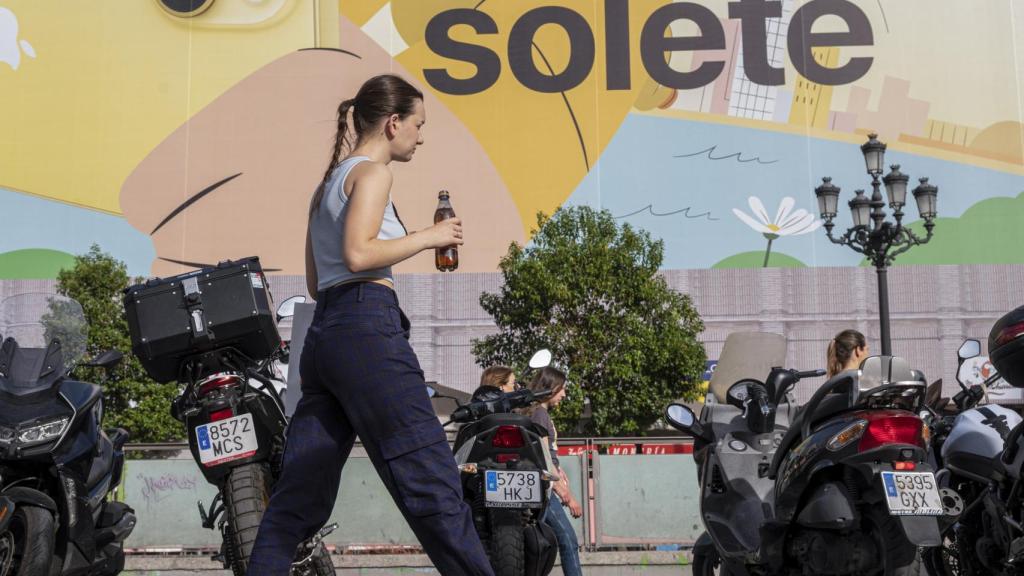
[864,506,919,576]
[693,548,728,576]
[922,532,973,576]
[293,544,336,576]
[224,462,273,576]
[488,511,525,576]
[0,505,55,576]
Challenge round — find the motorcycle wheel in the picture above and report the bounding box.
[224,462,273,576]
[693,548,738,576]
[292,544,336,576]
[0,505,55,576]
[488,511,525,576]
[863,507,919,576]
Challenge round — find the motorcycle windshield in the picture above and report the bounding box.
[708,332,787,404]
[0,293,87,396]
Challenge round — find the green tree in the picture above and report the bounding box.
[56,245,183,442]
[472,207,706,436]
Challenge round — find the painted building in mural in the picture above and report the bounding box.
[2,0,1023,395]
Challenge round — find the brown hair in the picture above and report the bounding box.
[309,74,424,217]
[827,329,868,377]
[525,366,567,415]
[480,365,514,389]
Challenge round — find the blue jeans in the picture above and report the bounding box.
[247,282,494,576]
[543,493,582,576]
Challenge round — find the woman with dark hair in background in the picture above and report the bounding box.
[526,367,583,576]
[247,74,493,576]
[827,329,870,378]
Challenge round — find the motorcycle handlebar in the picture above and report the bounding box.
[795,369,827,379]
[449,388,552,424]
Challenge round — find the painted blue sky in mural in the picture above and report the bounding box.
[566,114,1024,269]
[0,187,154,276]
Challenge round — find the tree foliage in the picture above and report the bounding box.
[55,245,183,442]
[472,207,706,436]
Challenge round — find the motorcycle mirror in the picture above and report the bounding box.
[665,403,710,441]
[425,383,462,406]
[666,403,695,428]
[528,349,552,370]
[956,360,980,390]
[276,295,307,321]
[958,339,981,362]
[82,349,123,371]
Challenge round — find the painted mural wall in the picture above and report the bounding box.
[2,0,1023,279]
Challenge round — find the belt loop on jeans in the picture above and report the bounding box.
[357,282,365,302]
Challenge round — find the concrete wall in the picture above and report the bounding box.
[5,264,1020,403]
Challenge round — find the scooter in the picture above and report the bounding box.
[666,331,945,575]
[0,293,135,575]
[428,350,560,576]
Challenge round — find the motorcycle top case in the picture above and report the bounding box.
[990,304,1024,387]
[123,257,280,383]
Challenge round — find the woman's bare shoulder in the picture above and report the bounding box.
[347,159,392,183]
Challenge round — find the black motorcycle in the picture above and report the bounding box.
[167,295,335,576]
[121,257,333,576]
[0,293,135,575]
[429,350,560,576]
[666,331,946,576]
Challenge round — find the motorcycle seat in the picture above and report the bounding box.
[87,432,115,489]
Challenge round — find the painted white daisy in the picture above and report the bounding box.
[732,196,822,267]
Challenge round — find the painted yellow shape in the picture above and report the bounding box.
[971,121,1024,165]
[789,47,839,130]
[338,0,390,27]
[0,0,327,214]
[394,0,672,234]
[389,0,481,47]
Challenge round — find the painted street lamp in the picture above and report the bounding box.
[814,134,939,355]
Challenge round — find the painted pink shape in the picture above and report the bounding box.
[120,16,522,277]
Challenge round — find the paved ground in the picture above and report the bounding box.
[124,551,694,575]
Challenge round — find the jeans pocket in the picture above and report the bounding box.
[375,304,407,338]
[380,419,462,517]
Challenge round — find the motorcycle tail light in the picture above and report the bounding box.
[894,461,916,471]
[209,408,233,422]
[492,426,525,449]
[496,454,520,463]
[198,374,241,396]
[858,411,924,452]
[827,420,867,451]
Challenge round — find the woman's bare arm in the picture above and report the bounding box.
[305,225,318,299]
[342,162,462,272]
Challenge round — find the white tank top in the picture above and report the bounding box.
[309,156,407,291]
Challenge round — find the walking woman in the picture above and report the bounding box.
[526,367,583,576]
[247,74,494,576]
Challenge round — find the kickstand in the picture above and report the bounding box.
[198,493,224,530]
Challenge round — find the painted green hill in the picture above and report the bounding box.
[713,251,807,269]
[875,191,1024,266]
[0,249,76,279]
